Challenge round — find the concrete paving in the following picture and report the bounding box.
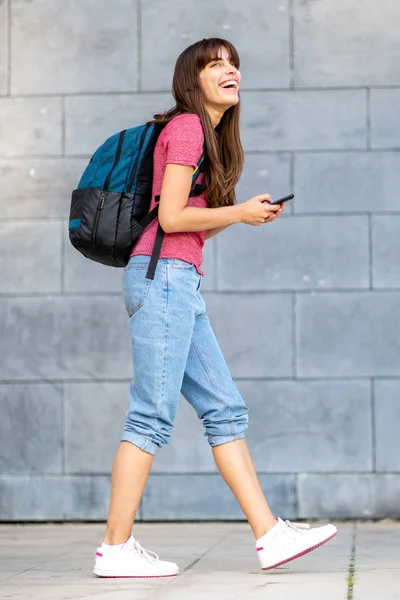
[0,520,399,599]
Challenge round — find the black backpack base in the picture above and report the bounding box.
[69,187,155,269]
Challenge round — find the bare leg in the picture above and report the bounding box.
[104,441,154,545]
[212,439,278,540]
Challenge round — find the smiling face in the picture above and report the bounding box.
[198,45,241,125]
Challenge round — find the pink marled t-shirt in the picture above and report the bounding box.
[131,114,208,275]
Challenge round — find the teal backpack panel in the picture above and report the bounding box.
[77,124,156,194]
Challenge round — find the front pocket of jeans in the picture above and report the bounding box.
[169,260,195,271]
[123,268,152,317]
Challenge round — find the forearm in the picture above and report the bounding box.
[205,225,230,240]
[164,204,241,233]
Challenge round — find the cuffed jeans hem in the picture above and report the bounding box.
[207,431,247,447]
[120,431,160,455]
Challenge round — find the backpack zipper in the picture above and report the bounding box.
[92,190,106,244]
[92,130,126,245]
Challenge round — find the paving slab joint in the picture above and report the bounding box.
[346,521,357,599]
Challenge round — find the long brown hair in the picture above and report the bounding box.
[148,38,244,208]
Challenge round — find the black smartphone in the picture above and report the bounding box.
[269,194,294,205]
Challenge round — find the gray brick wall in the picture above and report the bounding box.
[0,0,399,521]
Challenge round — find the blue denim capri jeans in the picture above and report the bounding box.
[120,255,249,455]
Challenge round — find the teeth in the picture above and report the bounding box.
[220,80,237,88]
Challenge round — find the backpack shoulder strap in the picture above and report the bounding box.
[192,145,205,182]
[190,141,207,197]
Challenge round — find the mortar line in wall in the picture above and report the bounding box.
[289,0,295,89]
[233,148,400,155]
[0,290,124,298]
[7,0,11,96]
[61,382,66,474]
[244,149,400,155]
[368,213,374,289]
[292,293,297,378]
[371,379,376,472]
[366,87,371,149]
[295,472,300,518]
[0,473,113,479]
[61,96,66,156]
[201,286,400,294]
[241,146,394,155]
[0,217,75,222]
[289,152,295,215]
[0,155,72,161]
[137,0,142,92]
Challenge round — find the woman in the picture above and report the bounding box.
[93,38,337,578]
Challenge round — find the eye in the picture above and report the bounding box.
[211,62,222,67]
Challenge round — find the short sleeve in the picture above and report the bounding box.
[163,114,204,168]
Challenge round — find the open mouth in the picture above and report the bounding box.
[219,80,238,91]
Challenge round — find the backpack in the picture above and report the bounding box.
[68,122,206,280]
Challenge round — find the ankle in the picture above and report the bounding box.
[103,531,132,546]
[254,517,279,541]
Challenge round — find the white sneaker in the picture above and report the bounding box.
[256,518,337,570]
[93,535,179,578]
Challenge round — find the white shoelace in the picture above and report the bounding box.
[266,520,311,546]
[130,539,159,563]
[268,520,311,549]
[284,520,311,532]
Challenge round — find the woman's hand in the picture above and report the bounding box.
[238,194,284,226]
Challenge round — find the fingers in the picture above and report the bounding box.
[263,204,282,218]
[247,194,285,225]
[264,205,284,223]
[256,194,272,203]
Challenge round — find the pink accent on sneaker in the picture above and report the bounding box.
[96,552,103,557]
[256,547,264,551]
[262,530,337,570]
